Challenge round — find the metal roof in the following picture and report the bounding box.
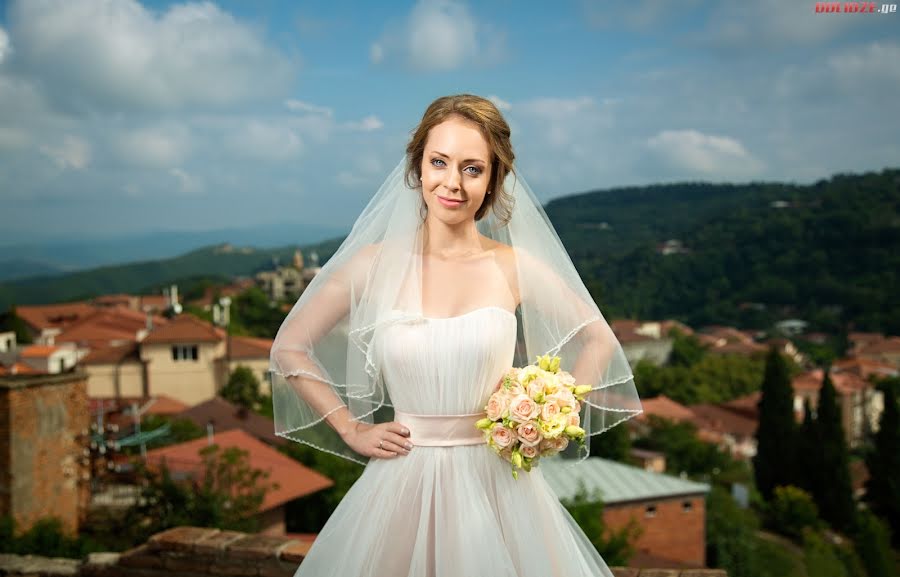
[539,457,710,504]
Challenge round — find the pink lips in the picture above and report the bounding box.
[437,195,465,208]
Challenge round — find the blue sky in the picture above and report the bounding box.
[1,0,898,241]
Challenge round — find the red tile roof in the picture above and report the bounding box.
[19,345,60,358]
[144,429,333,512]
[80,342,141,365]
[832,358,898,380]
[57,306,166,347]
[179,397,282,446]
[637,395,695,422]
[142,314,222,344]
[0,362,43,375]
[688,403,758,438]
[15,302,98,331]
[793,369,872,395]
[229,335,272,359]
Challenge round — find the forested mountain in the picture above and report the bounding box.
[2,168,897,335]
[548,168,900,334]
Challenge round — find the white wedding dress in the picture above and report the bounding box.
[293,306,616,577]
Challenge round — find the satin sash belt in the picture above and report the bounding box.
[393,410,485,447]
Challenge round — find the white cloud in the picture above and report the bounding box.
[285,99,334,117]
[370,42,384,64]
[488,95,511,111]
[169,167,203,194]
[646,130,763,178]
[226,120,304,161]
[373,0,503,71]
[40,135,91,169]
[344,115,384,132]
[6,0,294,112]
[0,26,10,64]
[115,125,191,168]
[829,41,900,90]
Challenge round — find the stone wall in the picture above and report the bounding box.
[0,526,728,576]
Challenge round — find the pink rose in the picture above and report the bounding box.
[551,436,569,451]
[559,371,576,387]
[485,391,510,421]
[509,394,539,423]
[516,421,543,447]
[520,445,538,459]
[540,399,561,422]
[506,380,525,396]
[490,423,513,448]
[567,412,580,427]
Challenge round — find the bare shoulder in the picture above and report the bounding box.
[488,240,520,307]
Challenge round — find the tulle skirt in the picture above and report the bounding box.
[293,445,615,577]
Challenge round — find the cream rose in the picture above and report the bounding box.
[509,394,539,423]
[485,391,510,421]
[567,411,580,427]
[540,399,562,422]
[516,421,543,447]
[490,423,514,448]
[527,377,546,400]
[550,388,577,412]
[520,445,538,459]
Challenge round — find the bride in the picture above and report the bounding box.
[270,94,642,576]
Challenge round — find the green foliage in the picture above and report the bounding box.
[706,486,762,577]
[0,306,33,344]
[132,414,205,451]
[634,415,746,483]
[803,528,849,577]
[754,346,799,501]
[228,286,287,337]
[221,365,264,410]
[767,485,823,539]
[667,328,707,367]
[0,517,104,558]
[864,377,900,547]
[588,419,631,462]
[280,442,364,532]
[853,510,895,577]
[559,480,640,566]
[130,444,277,537]
[815,367,858,534]
[552,169,900,335]
[634,353,764,406]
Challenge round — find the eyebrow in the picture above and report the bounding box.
[429,150,487,165]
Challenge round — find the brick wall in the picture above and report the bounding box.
[605,496,707,567]
[0,526,728,576]
[0,371,90,535]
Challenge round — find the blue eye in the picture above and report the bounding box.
[431,158,446,167]
[464,166,482,176]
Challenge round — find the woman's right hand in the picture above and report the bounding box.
[342,421,413,459]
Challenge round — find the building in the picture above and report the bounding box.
[81,314,272,407]
[541,457,711,568]
[0,371,91,535]
[792,368,883,448]
[179,397,283,446]
[143,429,333,535]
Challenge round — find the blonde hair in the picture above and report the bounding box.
[406,94,515,224]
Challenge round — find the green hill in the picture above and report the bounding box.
[550,168,900,334]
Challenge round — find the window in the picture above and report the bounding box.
[682,500,693,512]
[645,505,657,518]
[171,344,200,362]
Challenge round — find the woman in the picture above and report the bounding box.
[270,94,642,576]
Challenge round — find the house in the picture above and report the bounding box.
[792,368,883,448]
[143,429,333,536]
[696,326,767,357]
[179,397,283,447]
[81,314,272,407]
[541,457,711,568]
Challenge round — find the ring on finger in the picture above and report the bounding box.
[378,439,383,449]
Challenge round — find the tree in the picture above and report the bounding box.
[796,399,823,504]
[767,485,822,539]
[589,419,631,462]
[814,366,857,534]
[852,510,894,577]
[221,365,263,410]
[863,377,900,546]
[560,481,641,567]
[131,444,277,537]
[753,346,798,500]
[0,306,32,344]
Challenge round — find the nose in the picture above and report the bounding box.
[443,167,461,193]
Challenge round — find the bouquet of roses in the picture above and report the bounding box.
[475,354,591,479]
